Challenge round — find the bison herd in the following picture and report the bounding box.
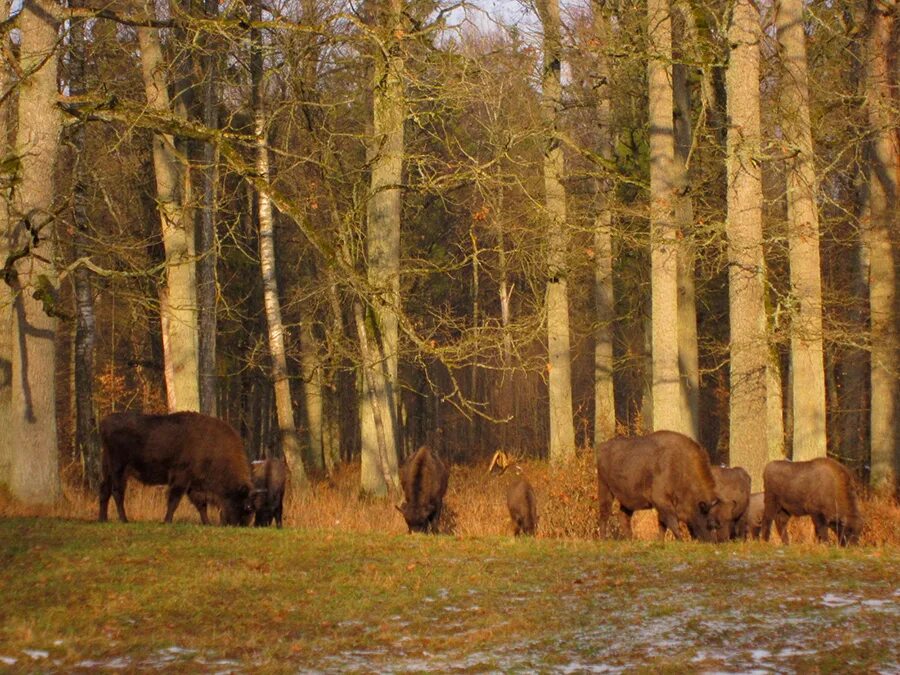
[98,412,864,546]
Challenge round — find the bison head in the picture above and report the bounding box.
[221,484,256,526]
[396,502,435,534]
[688,498,722,542]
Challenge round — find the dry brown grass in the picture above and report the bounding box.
[2,451,898,545]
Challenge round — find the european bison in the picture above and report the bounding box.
[397,444,449,533]
[596,430,724,542]
[99,411,255,526]
[762,458,862,546]
[710,465,751,542]
[488,450,538,536]
[251,458,286,528]
[743,492,765,540]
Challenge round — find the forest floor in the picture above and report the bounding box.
[1,518,898,673]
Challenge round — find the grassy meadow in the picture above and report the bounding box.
[1,456,899,672]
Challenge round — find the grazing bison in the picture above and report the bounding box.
[251,458,287,528]
[488,450,538,536]
[397,444,449,534]
[762,458,862,546]
[743,492,765,540]
[99,411,255,526]
[596,430,723,542]
[710,465,751,542]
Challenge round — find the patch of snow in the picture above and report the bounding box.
[23,649,48,660]
[0,656,17,665]
[820,593,856,608]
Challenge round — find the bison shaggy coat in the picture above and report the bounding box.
[710,465,751,541]
[507,477,538,536]
[762,458,862,546]
[251,458,287,528]
[99,411,255,526]
[398,445,449,533]
[596,430,723,541]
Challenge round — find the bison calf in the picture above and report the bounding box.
[397,444,449,534]
[762,458,862,546]
[743,492,765,540]
[99,411,255,526]
[710,465,751,542]
[596,430,723,542]
[251,458,286,528]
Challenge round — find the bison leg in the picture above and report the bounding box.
[98,475,112,522]
[164,485,186,523]
[657,511,683,541]
[616,506,634,539]
[811,515,830,543]
[274,501,283,529]
[188,489,210,525]
[109,471,129,523]
[761,494,779,542]
[596,479,614,538]
[773,510,790,545]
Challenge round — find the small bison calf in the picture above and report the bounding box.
[251,459,286,528]
[762,458,862,546]
[710,465,751,542]
[743,492,765,540]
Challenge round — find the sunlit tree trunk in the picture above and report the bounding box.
[591,0,616,448]
[251,0,307,489]
[673,8,700,441]
[726,0,769,490]
[0,0,13,488]
[536,0,576,463]
[863,0,898,494]
[137,16,200,412]
[299,314,325,475]
[776,0,827,462]
[8,0,63,503]
[648,0,683,434]
[70,4,100,489]
[360,0,404,494]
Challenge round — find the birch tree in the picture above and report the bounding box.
[862,0,898,494]
[536,0,576,463]
[726,0,769,489]
[7,0,63,503]
[647,0,683,434]
[776,0,827,461]
[0,0,13,488]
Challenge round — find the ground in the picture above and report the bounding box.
[1,518,898,673]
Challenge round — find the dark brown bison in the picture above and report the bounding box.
[251,458,286,528]
[98,411,255,526]
[710,465,751,542]
[596,430,724,542]
[488,450,538,536]
[762,458,862,546]
[397,444,449,533]
[743,492,765,540]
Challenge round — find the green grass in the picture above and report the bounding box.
[1,518,898,672]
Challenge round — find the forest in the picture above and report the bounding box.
[0,0,896,504]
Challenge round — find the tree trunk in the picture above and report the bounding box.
[726,0,769,490]
[196,0,219,417]
[251,1,307,489]
[360,0,404,494]
[0,0,13,489]
[299,314,325,475]
[70,5,100,489]
[137,18,200,412]
[672,12,700,442]
[648,0,684,435]
[863,0,898,494]
[776,0,827,462]
[591,0,616,449]
[7,0,63,504]
[536,0,576,464]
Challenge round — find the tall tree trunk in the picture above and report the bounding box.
[590,0,616,448]
[648,0,683,434]
[251,0,307,489]
[536,0,576,463]
[360,0,404,494]
[70,5,100,489]
[299,312,325,475]
[0,0,13,488]
[7,0,63,504]
[726,0,769,490]
[863,0,898,494]
[672,7,700,442]
[137,17,200,412]
[776,0,827,462]
[196,0,219,417]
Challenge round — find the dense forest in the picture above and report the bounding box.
[0,0,896,504]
